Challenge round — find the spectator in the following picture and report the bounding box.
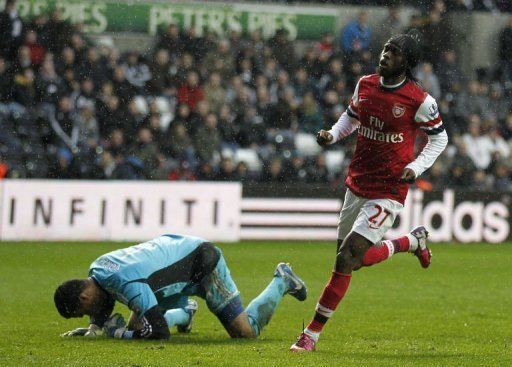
[111,66,135,104]
[487,83,509,122]
[196,161,216,181]
[0,0,24,60]
[75,101,99,150]
[374,6,404,51]
[455,80,488,120]
[315,32,336,57]
[12,45,32,72]
[36,58,64,105]
[215,157,238,181]
[47,148,76,179]
[462,118,492,170]
[78,46,107,85]
[217,104,239,147]
[436,50,464,94]
[0,56,12,103]
[46,9,72,54]
[12,67,37,108]
[168,160,196,181]
[421,9,452,66]
[23,29,46,68]
[499,16,512,82]
[260,157,286,183]
[445,144,476,188]
[44,96,78,151]
[155,23,183,61]
[267,28,296,72]
[194,112,221,163]
[205,39,235,80]
[56,47,76,75]
[129,127,161,179]
[122,51,151,94]
[235,161,253,183]
[298,91,324,134]
[148,48,174,95]
[284,154,308,183]
[307,153,329,184]
[204,71,226,113]
[163,121,193,161]
[293,67,315,100]
[493,162,512,191]
[177,70,204,112]
[415,62,441,99]
[340,11,372,57]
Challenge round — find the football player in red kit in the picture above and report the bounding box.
[290,34,448,352]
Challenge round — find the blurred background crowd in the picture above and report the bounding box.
[1,0,512,191]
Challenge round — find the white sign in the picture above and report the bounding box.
[386,190,509,243]
[0,180,241,242]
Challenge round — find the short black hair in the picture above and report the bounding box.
[54,279,88,318]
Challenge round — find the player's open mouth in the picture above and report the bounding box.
[379,60,388,68]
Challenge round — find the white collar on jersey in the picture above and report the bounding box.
[380,76,407,88]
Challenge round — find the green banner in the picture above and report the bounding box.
[8,0,337,39]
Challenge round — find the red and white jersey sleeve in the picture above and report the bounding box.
[346,79,361,120]
[414,94,444,135]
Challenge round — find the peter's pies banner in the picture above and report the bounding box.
[9,0,337,39]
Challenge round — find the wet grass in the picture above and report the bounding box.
[0,241,510,366]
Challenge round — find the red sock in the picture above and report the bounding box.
[362,243,390,266]
[307,271,351,333]
[391,235,411,252]
[362,236,411,267]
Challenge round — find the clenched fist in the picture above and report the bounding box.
[316,130,333,146]
[400,168,416,183]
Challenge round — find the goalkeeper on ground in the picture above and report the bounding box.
[54,233,307,340]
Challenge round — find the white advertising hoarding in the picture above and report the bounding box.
[0,180,242,242]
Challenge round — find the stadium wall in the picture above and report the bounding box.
[0,180,509,243]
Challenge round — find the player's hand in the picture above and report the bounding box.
[400,168,416,184]
[84,324,104,338]
[61,324,104,338]
[316,130,333,146]
[103,313,126,338]
[61,327,89,337]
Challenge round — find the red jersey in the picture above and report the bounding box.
[345,74,443,204]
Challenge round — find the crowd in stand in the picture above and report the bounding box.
[0,0,512,191]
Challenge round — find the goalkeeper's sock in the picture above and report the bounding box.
[246,276,287,336]
[164,308,190,328]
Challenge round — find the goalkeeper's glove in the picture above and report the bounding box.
[103,313,127,339]
[61,324,103,338]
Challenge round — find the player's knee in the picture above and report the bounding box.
[228,324,256,339]
[336,245,356,270]
[336,238,344,254]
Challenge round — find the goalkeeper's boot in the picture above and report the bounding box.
[274,263,307,301]
[177,299,198,333]
[290,332,316,352]
[409,226,432,268]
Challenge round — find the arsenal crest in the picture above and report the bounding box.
[392,103,405,118]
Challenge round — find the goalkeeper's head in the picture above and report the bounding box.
[54,278,112,318]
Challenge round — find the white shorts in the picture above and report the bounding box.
[337,189,403,244]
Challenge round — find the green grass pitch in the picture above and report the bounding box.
[0,241,511,367]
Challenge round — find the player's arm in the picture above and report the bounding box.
[103,282,170,340]
[317,79,361,146]
[317,111,360,146]
[105,306,170,340]
[402,95,448,182]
